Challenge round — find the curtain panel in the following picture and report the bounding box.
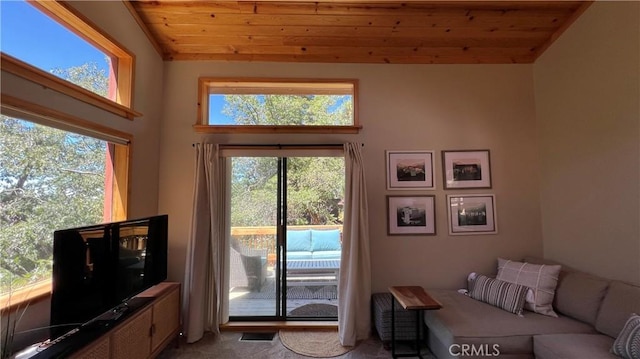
[182,143,226,343]
[338,142,372,346]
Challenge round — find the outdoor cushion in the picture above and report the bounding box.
[310,229,341,251]
[286,251,313,260]
[596,281,640,338]
[534,334,617,359]
[310,251,341,260]
[424,289,596,356]
[286,230,312,251]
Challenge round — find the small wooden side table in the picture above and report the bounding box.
[388,286,442,359]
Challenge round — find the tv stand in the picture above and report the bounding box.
[21,282,180,359]
[73,282,180,359]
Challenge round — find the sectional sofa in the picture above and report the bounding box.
[424,257,640,359]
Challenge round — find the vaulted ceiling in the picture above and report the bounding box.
[125,1,591,64]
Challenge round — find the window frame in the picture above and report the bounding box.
[0,94,132,312]
[1,0,140,120]
[196,77,361,134]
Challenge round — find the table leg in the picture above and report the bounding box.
[391,297,396,358]
[415,309,423,359]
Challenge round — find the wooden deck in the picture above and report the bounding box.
[229,262,340,318]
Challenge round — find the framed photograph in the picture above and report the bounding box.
[442,150,491,189]
[447,194,497,235]
[386,150,435,190]
[387,195,436,235]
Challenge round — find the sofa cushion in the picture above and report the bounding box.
[310,229,341,251]
[554,271,610,325]
[287,230,311,251]
[468,274,528,315]
[424,289,596,356]
[497,258,561,317]
[534,334,617,359]
[596,281,640,338]
[611,313,640,359]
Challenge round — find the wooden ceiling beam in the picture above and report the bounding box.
[132,1,582,16]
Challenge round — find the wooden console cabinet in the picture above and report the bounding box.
[70,282,180,359]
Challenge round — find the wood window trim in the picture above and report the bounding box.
[29,0,137,110]
[2,53,141,120]
[0,280,52,314]
[196,77,361,134]
[0,95,131,312]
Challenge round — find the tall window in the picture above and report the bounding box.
[0,114,129,298]
[0,0,133,308]
[196,78,360,133]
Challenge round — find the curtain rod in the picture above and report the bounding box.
[192,143,363,148]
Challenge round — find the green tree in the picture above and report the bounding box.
[226,95,348,229]
[0,62,108,293]
[50,62,109,97]
[222,95,352,126]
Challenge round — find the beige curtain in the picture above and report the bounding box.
[182,143,226,343]
[338,142,371,346]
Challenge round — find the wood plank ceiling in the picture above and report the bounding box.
[126,1,591,64]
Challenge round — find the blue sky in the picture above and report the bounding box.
[0,1,109,74]
[0,0,233,123]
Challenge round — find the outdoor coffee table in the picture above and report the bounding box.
[389,286,442,359]
[286,259,340,286]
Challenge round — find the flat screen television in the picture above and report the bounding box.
[50,215,168,338]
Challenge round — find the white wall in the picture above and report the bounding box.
[534,1,640,284]
[158,62,543,291]
[1,0,164,351]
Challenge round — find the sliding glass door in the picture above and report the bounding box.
[227,153,344,321]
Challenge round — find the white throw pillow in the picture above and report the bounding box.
[496,258,561,317]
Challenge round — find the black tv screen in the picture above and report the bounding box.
[113,216,168,304]
[50,224,112,335]
[50,215,168,338]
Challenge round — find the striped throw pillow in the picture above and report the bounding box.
[469,274,528,315]
[611,313,640,359]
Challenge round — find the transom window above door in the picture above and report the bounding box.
[195,78,361,134]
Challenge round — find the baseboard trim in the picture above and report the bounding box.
[221,321,338,331]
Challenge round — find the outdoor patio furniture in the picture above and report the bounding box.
[230,238,268,291]
[286,259,340,286]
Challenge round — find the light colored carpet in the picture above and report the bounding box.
[157,330,436,358]
[279,330,355,358]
